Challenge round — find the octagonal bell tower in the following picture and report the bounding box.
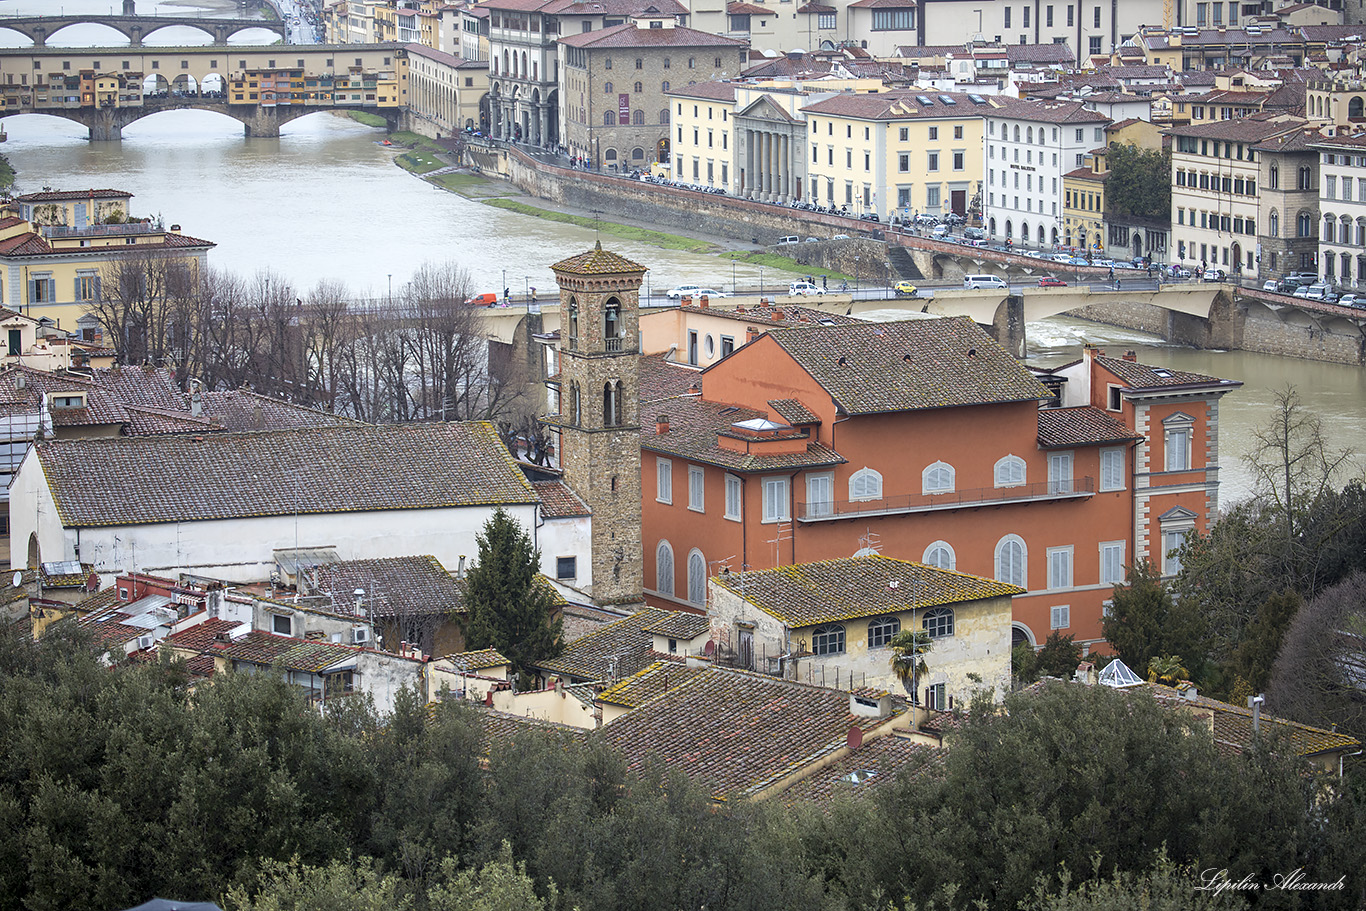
[548,242,645,607]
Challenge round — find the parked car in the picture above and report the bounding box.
[832,234,851,240]
[1037,276,1068,287]
[788,281,825,296]
[1262,280,1280,292]
[683,288,729,300]
[1201,268,1227,282]
[931,225,950,238]
[666,284,703,299]
[1168,265,1192,278]
[775,235,800,246]
[1301,283,1333,301]
[1288,271,1319,284]
[1277,279,1304,293]
[804,237,821,243]
[894,280,919,296]
[1337,293,1359,307]
[964,274,1009,289]
[465,292,498,306]
[963,227,985,240]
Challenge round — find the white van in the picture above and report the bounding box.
[776,235,800,246]
[963,274,1009,289]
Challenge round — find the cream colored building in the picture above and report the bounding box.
[406,43,490,137]
[802,89,994,219]
[0,190,214,333]
[665,80,738,188]
[641,300,858,362]
[1169,114,1303,275]
[707,555,1019,704]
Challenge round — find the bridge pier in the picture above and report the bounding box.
[88,110,124,142]
[241,107,282,139]
[990,294,1027,359]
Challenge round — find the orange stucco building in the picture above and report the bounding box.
[634,311,1240,655]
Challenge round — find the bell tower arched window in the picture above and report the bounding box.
[567,298,579,350]
[604,299,622,352]
[570,382,581,425]
[603,380,622,427]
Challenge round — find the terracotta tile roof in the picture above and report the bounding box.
[1036,406,1141,448]
[540,0,687,14]
[727,1,770,13]
[599,664,907,797]
[197,389,361,431]
[556,21,748,49]
[639,611,710,639]
[640,364,846,471]
[184,653,217,678]
[444,647,511,671]
[711,554,1022,628]
[989,98,1110,124]
[120,403,221,435]
[796,2,835,12]
[1093,354,1241,391]
[309,555,466,619]
[846,0,916,8]
[777,734,944,803]
[676,302,854,326]
[39,562,95,589]
[551,241,648,275]
[36,421,538,528]
[536,607,685,681]
[73,586,122,615]
[13,189,133,203]
[767,317,1051,416]
[0,230,214,258]
[597,659,708,707]
[476,705,591,750]
[801,89,1005,119]
[1142,684,1360,757]
[164,617,243,651]
[767,398,819,425]
[1006,43,1074,63]
[1169,113,1304,141]
[217,630,359,673]
[533,480,591,518]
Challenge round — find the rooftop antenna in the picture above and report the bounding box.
[857,527,881,555]
[767,522,793,567]
[589,208,603,242]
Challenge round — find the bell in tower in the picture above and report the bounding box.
[546,242,646,607]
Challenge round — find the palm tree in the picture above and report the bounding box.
[889,627,934,701]
[1147,654,1189,686]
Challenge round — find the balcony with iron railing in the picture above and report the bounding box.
[41,221,159,239]
[796,477,1095,522]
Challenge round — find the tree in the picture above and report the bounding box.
[1267,570,1366,741]
[1102,143,1171,220]
[463,508,562,686]
[1036,632,1082,679]
[888,627,933,698]
[1102,560,1209,681]
[223,856,413,911]
[1013,640,1041,687]
[1227,589,1300,694]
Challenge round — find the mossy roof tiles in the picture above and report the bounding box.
[36,421,537,527]
[597,659,708,707]
[777,735,944,804]
[536,607,689,681]
[1036,405,1141,448]
[552,242,647,276]
[768,316,1051,415]
[711,554,1022,628]
[598,664,906,798]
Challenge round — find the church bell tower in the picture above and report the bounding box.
[549,243,645,607]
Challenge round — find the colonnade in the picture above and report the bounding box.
[741,128,799,203]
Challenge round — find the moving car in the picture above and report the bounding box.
[682,288,728,300]
[1201,268,1227,282]
[894,280,918,296]
[465,292,498,306]
[1037,276,1068,287]
[788,281,825,296]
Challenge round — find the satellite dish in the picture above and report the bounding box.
[12,571,22,588]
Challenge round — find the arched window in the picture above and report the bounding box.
[1298,212,1313,237]
[923,607,954,638]
[1013,124,1021,142]
[867,616,901,649]
[923,541,956,570]
[570,382,581,425]
[687,549,706,605]
[634,81,643,93]
[1269,163,1279,189]
[656,540,675,595]
[849,467,883,501]
[1324,214,1336,243]
[1269,209,1279,238]
[812,624,845,655]
[1299,167,1312,190]
[1026,126,1033,143]
[604,299,620,342]
[1351,96,1365,119]
[567,298,579,348]
[632,110,644,125]
[995,534,1027,587]
[632,147,645,160]
[604,81,613,93]
[605,148,618,160]
[922,461,955,494]
[635,57,644,69]
[1038,225,1045,245]
[603,381,622,426]
[659,108,670,124]
[604,111,615,125]
[994,455,1026,487]
[661,80,670,92]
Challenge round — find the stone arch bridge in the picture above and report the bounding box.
[0,15,287,47]
[0,43,406,139]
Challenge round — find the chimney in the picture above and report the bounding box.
[1249,694,1265,735]
[1122,349,1138,361]
[253,404,265,430]
[656,414,670,434]
[190,390,203,417]
[457,555,466,579]
[699,294,709,308]
[15,374,26,390]
[353,588,365,615]
[773,308,785,320]
[746,327,761,344]
[1074,661,1097,685]
[169,224,181,234]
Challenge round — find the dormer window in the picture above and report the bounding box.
[49,393,86,410]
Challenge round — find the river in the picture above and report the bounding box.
[0,109,1362,505]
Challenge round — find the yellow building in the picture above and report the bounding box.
[406,44,489,138]
[1062,161,1106,253]
[0,190,214,333]
[667,81,740,190]
[801,89,992,219]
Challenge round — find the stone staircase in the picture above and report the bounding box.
[887,244,924,281]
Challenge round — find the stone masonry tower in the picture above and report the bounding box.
[549,242,645,607]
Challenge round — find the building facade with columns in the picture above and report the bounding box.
[559,18,747,170]
[734,86,811,203]
[484,0,689,147]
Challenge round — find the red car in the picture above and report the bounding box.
[1037,276,1068,287]
[465,292,499,306]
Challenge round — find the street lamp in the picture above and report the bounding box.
[386,273,392,306]
[731,258,737,295]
